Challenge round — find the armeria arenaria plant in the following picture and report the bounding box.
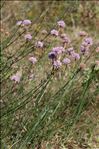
[1,1,99,149]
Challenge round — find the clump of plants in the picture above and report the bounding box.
[1,2,99,149]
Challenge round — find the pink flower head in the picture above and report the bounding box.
[57,20,65,28]
[67,47,74,55]
[16,20,22,26]
[78,31,87,37]
[24,34,32,40]
[63,58,71,64]
[48,51,57,60]
[80,63,86,70]
[80,45,88,54]
[10,71,22,83]
[23,19,31,25]
[29,57,37,64]
[71,52,80,60]
[53,60,62,69]
[35,41,44,48]
[82,41,89,47]
[52,46,65,55]
[84,37,93,46]
[50,29,58,36]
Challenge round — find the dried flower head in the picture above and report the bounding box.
[29,74,35,81]
[80,63,86,70]
[29,57,37,64]
[41,29,48,34]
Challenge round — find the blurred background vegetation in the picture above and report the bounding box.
[1,1,99,31]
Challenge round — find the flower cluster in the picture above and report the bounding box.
[48,20,83,69]
[48,46,65,69]
[17,19,32,42]
[10,19,95,83]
